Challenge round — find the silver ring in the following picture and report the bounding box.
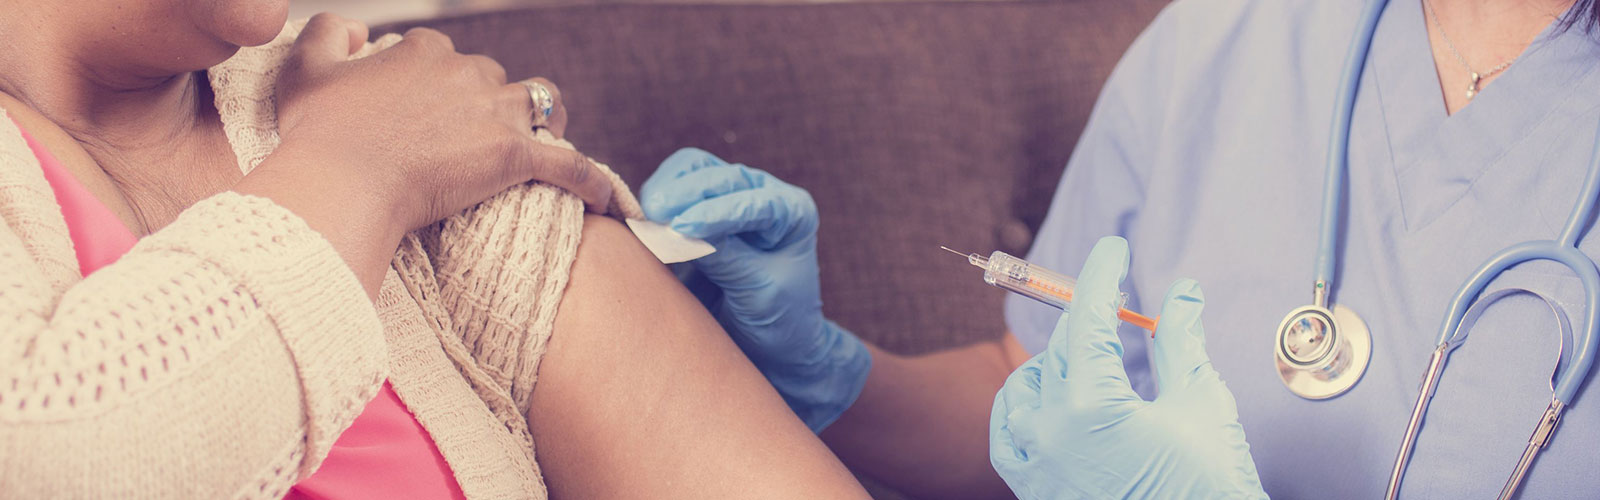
[522,81,555,127]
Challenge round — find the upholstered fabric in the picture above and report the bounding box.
[377,5,1164,496]
[377,0,1167,354]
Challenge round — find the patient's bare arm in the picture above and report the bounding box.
[528,215,869,498]
[821,337,1031,499]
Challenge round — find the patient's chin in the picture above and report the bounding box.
[199,0,291,48]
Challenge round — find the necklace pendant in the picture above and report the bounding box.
[1466,72,1481,100]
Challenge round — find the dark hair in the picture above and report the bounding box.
[1561,0,1599,33]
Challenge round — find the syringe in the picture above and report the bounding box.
[943,246,1158,333]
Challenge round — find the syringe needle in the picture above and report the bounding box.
[941,245,990,268]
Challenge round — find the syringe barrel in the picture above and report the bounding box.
[982,251,1126,313]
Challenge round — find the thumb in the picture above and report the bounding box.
[289,13,366,71]
[514,141,613,213]
[691,234,765,285]
[1150,278,1217,394]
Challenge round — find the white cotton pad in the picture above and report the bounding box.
[625,218,717,264]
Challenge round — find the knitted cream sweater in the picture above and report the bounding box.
[0,23,642,499]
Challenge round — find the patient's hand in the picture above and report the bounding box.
[640,147,870,432]
[269,14,611,231]
[235,13,613,297]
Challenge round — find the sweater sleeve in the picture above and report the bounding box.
[416,131,641,419]
[0,192,388,499]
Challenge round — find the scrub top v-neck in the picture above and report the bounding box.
[1006,0,1600,497]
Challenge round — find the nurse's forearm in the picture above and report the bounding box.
[820,336,1031,499]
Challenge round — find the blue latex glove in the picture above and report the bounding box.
[640,147,871,432]
[989,237,1268,499]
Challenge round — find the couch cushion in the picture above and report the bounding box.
[377,0,1166,354]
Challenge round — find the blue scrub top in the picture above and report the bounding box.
[1006,0,1600,497]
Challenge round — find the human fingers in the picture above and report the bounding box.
[652,147,732,178]
[642,148,732,218]
[515,77,567,139]
[667,186,816,249]
[509,139,613,213]
[532,78,568,138]
[287,13,364,72]
[990,355,1045,470]
[497,82,537,132]
[688,233,759,282]
[342,18,370,56]
[1045,237,1139,404]
[399,27,456,54]
[641,164,768,223]
[468,54,508,85]
[1150,279,1223,395]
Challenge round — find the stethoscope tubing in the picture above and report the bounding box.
[1315,0,1390,290]
[1321,0,1600,405]
[1433,241,1600,402]
[1320,0,1600,496]
[1429,118,1600,404]
[1557,122,1600,249]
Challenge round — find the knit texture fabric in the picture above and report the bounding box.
[0,21,641,499]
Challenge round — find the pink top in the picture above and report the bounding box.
[13,118,466,500]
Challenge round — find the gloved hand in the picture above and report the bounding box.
[989,237,1268,499]
[640,147,871,432]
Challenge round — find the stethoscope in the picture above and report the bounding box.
[1269,0,1600,498]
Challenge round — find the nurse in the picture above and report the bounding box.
[640,0,1600,497]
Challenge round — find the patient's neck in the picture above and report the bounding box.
[0,8,216,153]
[0,9,241,237]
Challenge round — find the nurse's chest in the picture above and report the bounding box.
[1124,116,1600,495]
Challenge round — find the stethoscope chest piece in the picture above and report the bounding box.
[1274,304,1372,400]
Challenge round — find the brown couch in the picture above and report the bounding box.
[377,1,1167,496]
